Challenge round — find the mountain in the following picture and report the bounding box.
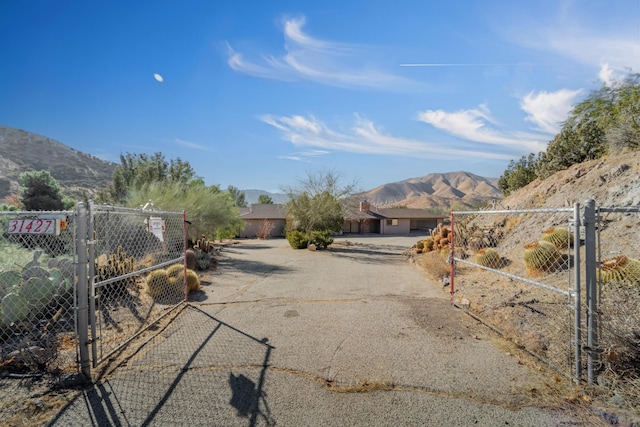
[0,126,117,201]
[357,171,502,209]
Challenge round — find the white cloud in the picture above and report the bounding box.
[520,88,582,134]
[417,105,548,153]
[174,138,209,151]
[226,16,423,91]
[261,113,515,161]
[598,63,626,87]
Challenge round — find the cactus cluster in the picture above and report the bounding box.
[523,241,562,277]
[145,264,201,297]
[416,225,450,254]
[195,250,211,270]
[0,250,73,328]
[601,255,640,288]
[95,245,136,293]
[194,235,214,253]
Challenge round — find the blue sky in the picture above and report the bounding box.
[1,1,639,192]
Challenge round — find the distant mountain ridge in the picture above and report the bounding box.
[0,126,501,210]
[357,171,502,209]
[0,126,117,201]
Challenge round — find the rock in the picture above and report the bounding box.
[308,244,317,251]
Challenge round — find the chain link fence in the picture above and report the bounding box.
[450,206,580,378]
[595,205,640,408]
[0,210,78,374]
[89,203,187,367]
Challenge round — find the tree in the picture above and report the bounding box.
[19,170,68,211]
[498,153,539,196]
[284,170,357,248]
[99,152,199,203]
[227,186,247,208]
[125,180,240,241]
[257,194,273,204]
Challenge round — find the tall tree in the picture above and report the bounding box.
[257,194,273,204]
[284,170,357,243]
[99,152,199,203]
[227,186,247,208]
[19,170,67,211]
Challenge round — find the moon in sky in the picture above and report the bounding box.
[153,73,164,82]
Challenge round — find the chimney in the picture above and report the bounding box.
[359,201,371,212]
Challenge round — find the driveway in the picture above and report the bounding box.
[49,236,599,426]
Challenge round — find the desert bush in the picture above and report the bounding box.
[287,231,308,249]
[257,219,275,239]
[310,230,334,250]
[420,251,450,281]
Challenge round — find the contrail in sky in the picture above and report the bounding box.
[399,63,549,67]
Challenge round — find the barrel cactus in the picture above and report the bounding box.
[601,255,640,288]
[541,227,574,249]
[145,269,169,298]
[523,241,562,277]
[475,248,501,269]
[186,269,200,292]
[185,249,196,270]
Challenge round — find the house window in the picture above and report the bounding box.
[386,219,398,226]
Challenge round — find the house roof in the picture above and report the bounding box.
[240,204,287,220]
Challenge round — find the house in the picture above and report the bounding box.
[239,204,287,238]
[342,201,446,235]
[239,201,446,238]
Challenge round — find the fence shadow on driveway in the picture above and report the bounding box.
[48,304,275,426]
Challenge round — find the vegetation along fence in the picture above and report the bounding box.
[450,200,640,385]
[1,202,189,380]
[1,209,78,374]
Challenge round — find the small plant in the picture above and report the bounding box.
[287,231,308,249]
[541,227,574,249]
[523,241,561,277]
[185,249,196,270]
[95,245,136,296]
[195,249,211,270]
[311,230,334,250]
[475,248,501,269]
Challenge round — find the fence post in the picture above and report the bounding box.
[583,199,598,384]
[449,210,454,304]
[76,202,91,381]
[573,202,582,381]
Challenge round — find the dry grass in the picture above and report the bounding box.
[415,251,450,281]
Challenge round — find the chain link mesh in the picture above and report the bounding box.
[0,210,78,374]
[596,206,640,407]
[90,204,186,365]
[451,208,578,377]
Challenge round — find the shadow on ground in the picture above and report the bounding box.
[48,304,275,426]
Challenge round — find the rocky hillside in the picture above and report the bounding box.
[358,171,501,209]
[0,126,117,201]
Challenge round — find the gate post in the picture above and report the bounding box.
[76,202,91,380]
[573,202,582,380]
[583,199,598,384]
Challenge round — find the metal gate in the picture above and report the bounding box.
[82,202,188,370]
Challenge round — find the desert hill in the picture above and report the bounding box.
[358,171,502,209]
[0,126,117,201]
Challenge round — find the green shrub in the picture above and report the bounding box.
[310,230,334,250]
[286,231,308,249]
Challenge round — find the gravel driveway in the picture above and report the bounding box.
[48,235,600,426]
